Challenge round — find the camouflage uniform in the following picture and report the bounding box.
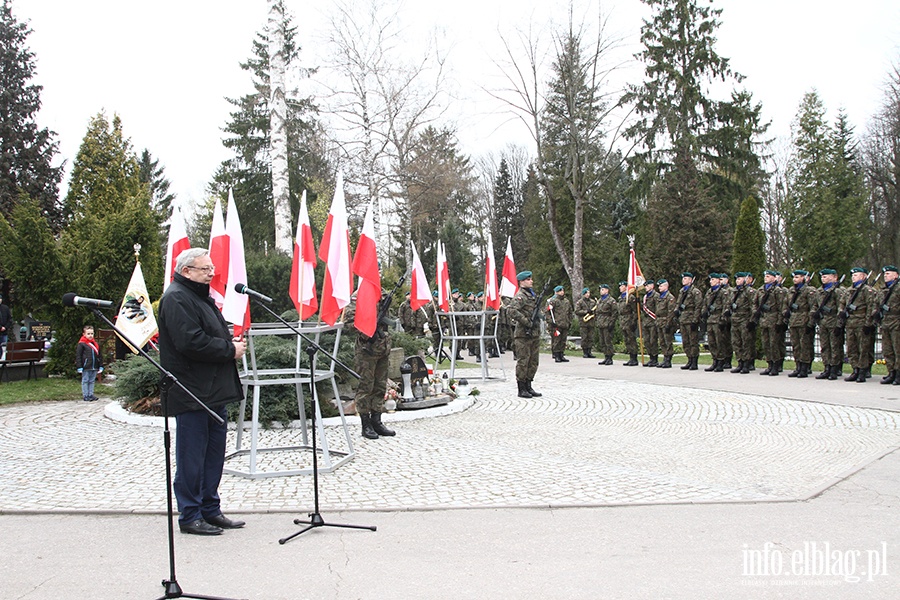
[878,266,900,384]
[755,272,788,376]
[574,290,598,358]
[841,269,877,382]
[617,283,639,365]
[654,282,678,368]
[641,283,659,366]
[345,297,396,439]
[702,275,728,371]
[548,287,573,362]
[508,273,542,397]
[399,296,415,335]
[676,275,703,370]
[786,271,816,378]
[728,274,758,374]
[595,287,617,364]
[811,270,845,380]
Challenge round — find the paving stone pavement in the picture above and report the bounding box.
[2,372,900,514]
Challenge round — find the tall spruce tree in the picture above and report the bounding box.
[730,196,766,278]
[863,64,900,264]
[0,0,64,228]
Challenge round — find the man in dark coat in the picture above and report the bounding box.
[158,248,246,536]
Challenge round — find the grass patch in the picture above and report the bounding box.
[0,377,88,405]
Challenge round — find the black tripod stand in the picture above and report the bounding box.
[236,298,376,544]
[81,306,242,600]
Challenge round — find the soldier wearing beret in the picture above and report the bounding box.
[719,273,735,369]
[676,272,703,370]
[595,284,617,365]
[574,287,598,358]
[786,269,815,378]
[812,269,845,380]
[642,279,659,367]
[507,271,543,398]
[548,285,573,362]
[842,267,877,382]
[729,272,758,374]
[617,281,639,366]
[878,266,900,385]
[755,270,785,376]
[655,279,677,368]
[703,273,728,372]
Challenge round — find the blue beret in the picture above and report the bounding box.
[553,285,563,292]
[517,271,532,281]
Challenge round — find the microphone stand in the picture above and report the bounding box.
[236,297,376,544]
[82,307,241,600]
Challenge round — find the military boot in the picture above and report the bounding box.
[689,356,698,370]
[370,412,395,436]
[360,414,379,440]
[624,354,638,366]
[582,348,591,358]
[659,355,672,368]
[731,360,743,374]
[883,370,897,385]
[815,365,831,380]
[559,352,569,362]
[680,357,692,370]
[517,381,532,398]
[740,360,750,374]
[586,348,596,358]
[828,364,840,380]
[845,368,859,382]
[857,368,868,383]
[705,359,719,372]
[646,355,659,367]
[713,359,724,372]
[553,352,562,363]
[761,361,773,376]
[796,362,808,378]
[527,380,542,397]
[788,363,802,378]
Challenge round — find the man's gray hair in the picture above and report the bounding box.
[175,248,209,273]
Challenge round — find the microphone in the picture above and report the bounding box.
[63,293,115,309]
[233,283,272,303]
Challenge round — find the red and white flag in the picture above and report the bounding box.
[409,243,431,310]
[351,201,381,337]
[289,190,318,320]
[484,233,501,309]
[318,172,352,326]
[436,240,451,312]
[207,197,229,307]
[221,190,251,336]
[627,246,645,292]
[164,205,190,292]
[499,236,518,297]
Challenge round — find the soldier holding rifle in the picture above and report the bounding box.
[841,267,878,383]
[812,269,845,380]
[878,266,900,385]
[508,271,548,398]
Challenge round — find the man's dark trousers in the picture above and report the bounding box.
[174,406,228,524]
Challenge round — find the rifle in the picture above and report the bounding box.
[528,277,552,335]
[812,274,846,323]
[876,278,896,324]
[750,284,775,327]
[701,287,722,322]
[839,271,877,327]
[364,274,406,351]
[782,269,812,323]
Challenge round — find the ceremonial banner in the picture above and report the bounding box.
[484,233,501,309]
[627,247,645,292]
[221,190,251,335]
[207,197,229,307]
[436,240,451,312]
[117,262,158,353]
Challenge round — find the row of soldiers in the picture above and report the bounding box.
[557,266,900,384]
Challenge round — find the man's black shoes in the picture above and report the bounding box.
[180,519,223,535]
[205,514,246,529]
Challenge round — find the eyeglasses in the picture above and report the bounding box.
[186,265,215,274]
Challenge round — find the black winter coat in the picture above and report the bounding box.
[157,273,243,416]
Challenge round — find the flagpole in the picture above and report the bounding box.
[629,237,646,366]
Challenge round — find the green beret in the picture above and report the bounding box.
[582,287,590,294]
[850,267,868,274]
[516,271,532,281]
[792,269,809,276]
[765,269,779,277]
[819,268,837,275]
[720,273,730,279]
[657,279,667,285]
[451,288,459,294]
[618,281,627,287]
[708,273,718,279]
[644,279,655,285]
[884,265,899,274]
[466,292,475,298]
[405,291,410,295]
[553,285,563,292]
[432,290,438,297]
[476,291,484,298]
[681,272,693,279]
[599,284,610,290]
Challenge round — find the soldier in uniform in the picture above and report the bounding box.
[464,292,477,357]
[729,272,758,374]
[719,273,735,369]
[878,266,900,385]
[618,281,639,366]
[641,279,659,367]
[676,272,703,370]
[702,273,727,372]
[548,285,572,362]
[574,287,598,358]
[399,292,415,334]
[812,268,845,380]
[755,270,785,376]
[785,269,815,378]
[841,267,877,383]
[498,296,513,353]
[655,279,677,368]
[425,291,445,363]
[508,271,543,398]
[450,288,466,360]
[595,284,617,365]
[344,293,396,440]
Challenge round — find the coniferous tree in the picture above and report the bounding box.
[730,196,766,278]
[490,158,525,267]
[0,0,64,228]
[863,64,900,265]
[137,149,175,228]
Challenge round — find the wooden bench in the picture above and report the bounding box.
[0,341,46,382]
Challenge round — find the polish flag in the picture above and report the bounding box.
[436,240,450,312]
[499,236,518,297]
[351,201,381,337]
[484,233,501,309]
[221,190,251,336]
[164,205,190,292]
[318,172,352,326]
[207,197,229,307]
[289,190,318,320]
[627,246,645,292]
[409,243,431,310]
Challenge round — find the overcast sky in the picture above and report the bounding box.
[14,0,900,217]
